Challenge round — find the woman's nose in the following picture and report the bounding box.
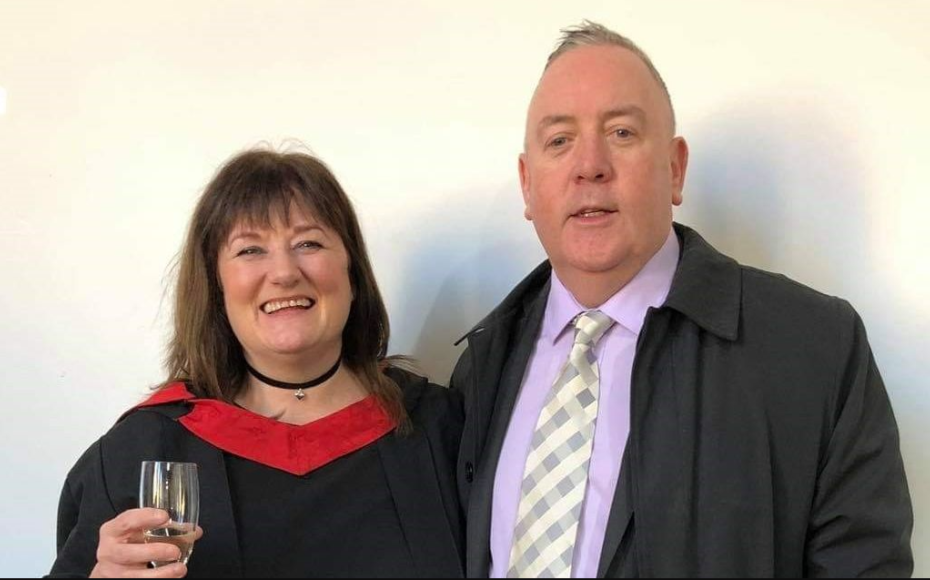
[268,251,301,287]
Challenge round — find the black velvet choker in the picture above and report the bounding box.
[246,357,342,401]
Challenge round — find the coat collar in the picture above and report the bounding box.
[459,222,742,344]
[663,223,741,341]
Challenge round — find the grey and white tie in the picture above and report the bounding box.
[508,310,615,578]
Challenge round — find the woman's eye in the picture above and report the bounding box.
[296,241,322,250]
[236,247,263,257]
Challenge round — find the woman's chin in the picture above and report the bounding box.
[250,332,338,362]
[261,337,319,358]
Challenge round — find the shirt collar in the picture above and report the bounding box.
[541,228,681,343]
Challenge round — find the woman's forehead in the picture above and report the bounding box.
[225,200,324,238]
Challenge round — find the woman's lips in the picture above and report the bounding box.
[261,297,316,314]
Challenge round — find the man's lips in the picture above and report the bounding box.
[570,208,617,219]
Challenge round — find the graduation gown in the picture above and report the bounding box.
[49,367,465,578]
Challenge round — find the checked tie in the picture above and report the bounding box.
[508,310,615,578]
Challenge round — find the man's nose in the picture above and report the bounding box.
[574,136,614,183]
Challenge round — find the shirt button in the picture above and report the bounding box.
[465,461,475,483]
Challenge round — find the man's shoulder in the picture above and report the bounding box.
[674,224,858,334]
[739,264,855,319]
[732,263,864,354]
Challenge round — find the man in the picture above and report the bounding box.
[451,21,912,578]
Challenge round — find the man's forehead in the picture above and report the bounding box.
[534,47,653,101]
[541,105,646,126]
[525,44,672,134]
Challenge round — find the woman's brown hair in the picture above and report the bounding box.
[162,148,407,427]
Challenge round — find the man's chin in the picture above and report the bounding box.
[562,251,631,276]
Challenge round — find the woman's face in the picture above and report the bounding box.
[217,203,353,370]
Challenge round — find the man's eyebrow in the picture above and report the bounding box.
[602,106,647,123]
[536,107,647,138]
[535,114,575,144]
[537,114,576,133]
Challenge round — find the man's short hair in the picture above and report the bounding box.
[546,20,676,132]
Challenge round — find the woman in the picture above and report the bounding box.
[49,150,464,578]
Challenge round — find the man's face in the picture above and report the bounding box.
[520,45,688,285]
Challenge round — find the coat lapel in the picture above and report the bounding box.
[597,448,635,577]
[599,307,681,578]
[626,309,689,577]
[377,430,464,578]
[466,284,549,577]
[462,326,506,577]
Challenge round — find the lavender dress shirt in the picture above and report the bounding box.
[489,229,680,578]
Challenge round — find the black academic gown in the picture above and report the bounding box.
[49,367,465,578]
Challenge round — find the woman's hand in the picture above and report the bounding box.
[89,508,203,578]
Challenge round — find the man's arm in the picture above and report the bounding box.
[805,301,913,577]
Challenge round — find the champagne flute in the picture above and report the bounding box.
[139,461,200,567]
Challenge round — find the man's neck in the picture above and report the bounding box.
[555,264,646,308]
[554,232,674,308]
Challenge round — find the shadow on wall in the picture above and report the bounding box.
[683,97,928,535]
[682,97,875,300]
[681,97,930,381]
[392,180,544,385]
[680,95,925,386]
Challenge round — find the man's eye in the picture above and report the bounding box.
[613,128,632,139]
[547,136,570,149]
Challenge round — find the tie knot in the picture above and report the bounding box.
[573,310,614,348]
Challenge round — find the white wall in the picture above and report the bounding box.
[1,0,927,576]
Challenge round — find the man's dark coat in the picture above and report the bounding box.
[451,223,912,577]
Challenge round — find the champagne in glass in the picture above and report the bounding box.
[139,461,200,567]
